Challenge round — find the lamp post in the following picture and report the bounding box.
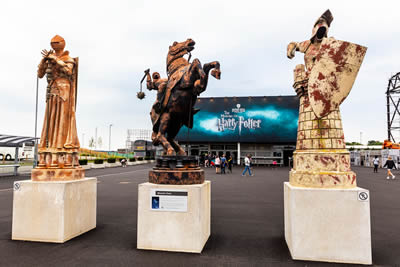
[109,124,113,152]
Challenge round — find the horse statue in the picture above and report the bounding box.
[145,38,221,156]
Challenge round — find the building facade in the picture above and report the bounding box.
[176,96,299,166]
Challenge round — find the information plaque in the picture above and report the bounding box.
[150,189,188,212]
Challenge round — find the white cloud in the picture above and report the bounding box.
[199,118,219,133]
[247,110,280,120]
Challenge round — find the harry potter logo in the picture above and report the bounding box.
[217,104,261,134]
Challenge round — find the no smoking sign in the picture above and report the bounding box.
[358,191,369,202]
[14,183,20,191]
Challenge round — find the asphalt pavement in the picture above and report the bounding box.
[0,164,398,266]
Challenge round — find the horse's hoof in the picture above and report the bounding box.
[211,69,221,80]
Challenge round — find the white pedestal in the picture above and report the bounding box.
[12,178,97,243]
[137,181,211,253]
[284,182,372,265]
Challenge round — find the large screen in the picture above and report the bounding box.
[176,96,299,143]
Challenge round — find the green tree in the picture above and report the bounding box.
[367,140,383,146]
[345,142,362,146]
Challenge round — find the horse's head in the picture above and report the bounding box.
[167,39,195,73]
[169,39,195,56]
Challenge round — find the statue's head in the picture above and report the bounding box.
[50,35,66,51]
[311,10,333,43]
[168,38,195,56]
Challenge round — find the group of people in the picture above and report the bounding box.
[202,153,233,174]
[201,153,256,176]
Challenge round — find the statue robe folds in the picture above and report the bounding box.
[38,52,79,151]
[32,35,84,181]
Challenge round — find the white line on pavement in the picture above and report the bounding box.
[0,188,12,192]
[0,169,148,193]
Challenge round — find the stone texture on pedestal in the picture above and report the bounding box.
[284,182,372,264]
[290,93,356,188]
[149,155,204,185]
[12,178,97,243]
[149,169,204,185]
[137,181,211,253]
[290,149,356,188]
[31,167,85,181]
[33,149,84,181]
[296,96,346,151]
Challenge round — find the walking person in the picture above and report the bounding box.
[121,158,127,168]
[383,156,396,180]
[210,154,215,168]
[242,154,253,176]
[215,155,221,174]
[220,154,227,174]
[200,153,205,167]
[249,154,254,176]
[272,160,277,170]
[227,155,233,173]
[373,156,379,173]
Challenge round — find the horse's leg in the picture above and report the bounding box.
[183,59,221,95]
[180,59,206,93]
[151,131,159,145]
[150,109,160,146]
[203,61,221,79]
[167,137,186,156]
[157,113,175,155]
[165,122,186,156]
[181,60,221,90]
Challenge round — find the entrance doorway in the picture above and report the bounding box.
[190,149,199,156]
[283,149,294,167]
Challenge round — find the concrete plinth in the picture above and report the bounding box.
[12,178,97,243]
[137,181,211,253]
[284,182,372,264]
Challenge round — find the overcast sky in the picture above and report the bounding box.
[1,0,399,149]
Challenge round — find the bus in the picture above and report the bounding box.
[133,140,155,158]
[0,142,35,161]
